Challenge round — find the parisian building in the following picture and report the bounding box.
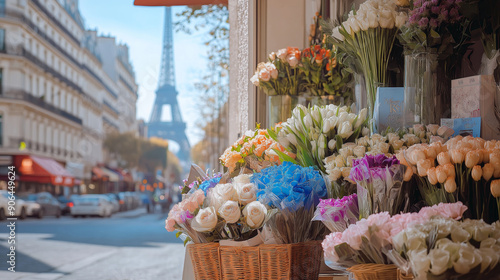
[0,0,138,195]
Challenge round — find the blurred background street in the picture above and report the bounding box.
[0,207,183,280]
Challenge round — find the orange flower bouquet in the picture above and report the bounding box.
[219,127,295,175]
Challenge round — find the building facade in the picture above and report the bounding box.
[0,0,138,194]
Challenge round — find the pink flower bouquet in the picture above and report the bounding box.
[322,202,467,270]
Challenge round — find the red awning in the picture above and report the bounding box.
[15,155,74,186]
[92,166,109,181]
[134,0,227,6]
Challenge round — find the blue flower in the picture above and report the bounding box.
[199,176,222,194]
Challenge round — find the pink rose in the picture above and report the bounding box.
[431,202,467,220]
[322,232,343,263]
[258,69,271,82]
[264,62,278,79]
[286,55,299,68]
[165,218,176,232]
[185,199,199,213]
[342,219,368,250]
[194,190,205,206]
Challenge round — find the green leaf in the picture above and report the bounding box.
[183,237,191,246]
[335,135,343,152]
[430,28,440,39]
[267,128,279,142]
[176,231,182,238]
[273,148,298,165]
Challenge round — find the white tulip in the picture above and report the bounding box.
[304,114,313,128]
[428,249,451,275]
[347,113,357,125]
[250,74,259,86]
[311,108,321,123]
[348,16,361,33]
[339,122,354,139]
[337,112,348,128]
[328,139,336,150]
[286,134,297,146]
[379,9,395,29]
[409,249,431,278]
[332,26,344,41]
[327,168,342,181]
[395,12,408,29]
[355,108,368,129]
[366,11,378,28]
[323,119,331,134]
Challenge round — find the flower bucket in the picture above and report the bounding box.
[347,264,398,280]
[188,241,323,280]
[267,95,344,127]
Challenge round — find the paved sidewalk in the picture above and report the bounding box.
[112,207,148,219]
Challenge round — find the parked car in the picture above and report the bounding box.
[104,194,120,213]
[71,195,113,218]
[57,196,75,215]
[0,190,28,219]
[17,195,42,218]
[23,192,62,218]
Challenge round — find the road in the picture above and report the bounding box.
[0,208,185,280]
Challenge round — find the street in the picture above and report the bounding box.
[0,208,185,280]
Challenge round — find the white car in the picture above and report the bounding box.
[0,190,28,220]
[71,195,114,218]
[19,198,42,218]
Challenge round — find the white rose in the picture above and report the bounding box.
[211,183,238,210]
[250,74,259,86]
[236,183,257,205]
[428,249,451,275]
[277,48,287,60]
[258,68,270,82]
[353,146,366,158]
[191,207,218,232]
[286,55,299,68]
[355,108,367,129]
[233,174,251,185]
[268,52,276,60]
[264,62,278,79]
[453,246,479,274]
[332,26,344,41]
[338,122,353,139]
[327,168,342,181]
[218,201,241,223]
[451,225,471,243]
[243,201,267,229]
[392,139,405,151]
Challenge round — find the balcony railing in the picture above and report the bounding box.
[1,89,83,125]
[83,64,118,99]
[102,116,119,130]
[119,75,137,97]
[31,0,81,45]
[103,100,120,115]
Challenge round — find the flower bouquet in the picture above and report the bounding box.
[219,127,294,175]
[322,202,467,276]
[299,45,353,98]
[251,161,328,244]
[322,124,454,198]
[331,0,407,124]
[251,47,302,96]
[272,104,369,173]
[349,154,409,218]
[312,194,359,232]
[397,135,500,223]
[388,217,500,280]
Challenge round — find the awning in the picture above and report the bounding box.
[92,166,109,181]
[100,167,120,182]
[134,0,227,6]
[15,155,74,186]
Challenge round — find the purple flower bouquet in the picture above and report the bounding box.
[312,194,359,232]
[349,154,408,218]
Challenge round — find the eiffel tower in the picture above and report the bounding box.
[148,7,191,163]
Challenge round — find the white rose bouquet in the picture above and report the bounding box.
[165,174,271,244]
[331,0,408,127]
[388,217,500,280]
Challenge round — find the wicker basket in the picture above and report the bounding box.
[397,268,414,280]
[347,264,398,280]
[187,243,221,280]
[188,241,323,280]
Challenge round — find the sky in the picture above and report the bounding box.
[79,0,210,148]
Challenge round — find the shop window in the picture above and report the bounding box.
[0,28,4,52]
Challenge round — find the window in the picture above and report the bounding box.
[0,28,5,52]
[0,0,5,17]
[0,69,2,96]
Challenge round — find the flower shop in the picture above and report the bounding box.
[139,0,500,279]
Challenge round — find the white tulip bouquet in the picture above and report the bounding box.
[331,0,408,126]
[269,104,369,173]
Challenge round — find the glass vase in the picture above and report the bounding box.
[404,52,450,126]
[267,95,344,127]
